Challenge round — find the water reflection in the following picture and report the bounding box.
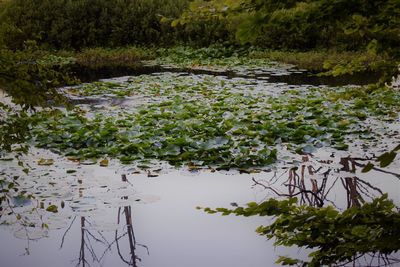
[253,155,400,209]
[74,63,381,86]
[251,155,400,266]
[1,153,399,266]
[59,174,147,266]
[112,174,147,266]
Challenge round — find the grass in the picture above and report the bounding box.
[248,49,389,74]
[56,47,155,68]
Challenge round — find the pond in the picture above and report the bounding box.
[1,60,399,266]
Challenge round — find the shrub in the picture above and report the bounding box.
[0,0,190,49]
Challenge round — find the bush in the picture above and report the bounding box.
[0,0,190,49]
[73,47,155,68]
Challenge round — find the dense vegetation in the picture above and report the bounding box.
[1,0,399,80]
[30,75,400,168]
[177,0,400,51]
[176,0,400,79]
[0,0,197,49]
[1,0,399,55]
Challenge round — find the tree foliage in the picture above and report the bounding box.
[1,0,400,66]
[0,47,72,108]
[203,195,400,266]
[0,0,190,49]
[0,45,74,152]
[172,0,400,82]
[175,0,400,55]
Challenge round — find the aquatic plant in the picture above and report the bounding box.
[30,72,400,169]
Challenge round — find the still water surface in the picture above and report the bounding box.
[0,65,399,266]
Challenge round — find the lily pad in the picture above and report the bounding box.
[37,158,54,166]
[80,159,97,165]
[99,158,109,167]
[46,205,58,213]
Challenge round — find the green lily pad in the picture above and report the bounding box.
[38,158,54,166]
[99,158,109,167]
[46,205,58,213]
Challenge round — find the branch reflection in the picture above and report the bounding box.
[59,174,148,266]
[253,155,398,208]
[251,155,400,266]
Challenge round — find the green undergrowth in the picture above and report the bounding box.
[30,73,400,169]
[70,47,156,68]
[154,46,297,70]
[5,46,395,81]
[0,103,31,153]
[155,46,250,66]
[1,46,154,73]
[154,47,396,81]
[80,46,397,83]
[52,45,393,76]
[249,49,390,74]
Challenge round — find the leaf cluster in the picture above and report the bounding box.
[174,0,400,80]
[30,73,400,168]
[0,0,190,50]
[204,195,400,266]
[0,48,73,109]
[0,48,75,153]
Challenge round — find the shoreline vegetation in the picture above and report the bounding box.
[1,0,399,84]
[6,46,394,79]
[73,47,390,74]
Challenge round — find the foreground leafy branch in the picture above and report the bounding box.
[201,195,400,266]
[362,144,400,172]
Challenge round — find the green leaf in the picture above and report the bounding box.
[171,19,180,27]
[46,205,58,213]
[204,137,229,149]
[361,162,374,173]
[333,142,348,150]
[377,151,397,168]
[38,158,54,166]
[276,256,301,265]
[99,158,109,167]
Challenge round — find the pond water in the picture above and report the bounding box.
[0,148,310,267]
[1,62,399,266]
[73,62,381,86]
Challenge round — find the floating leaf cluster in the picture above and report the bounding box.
[153,46,296,74]
[30,72,400,169]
